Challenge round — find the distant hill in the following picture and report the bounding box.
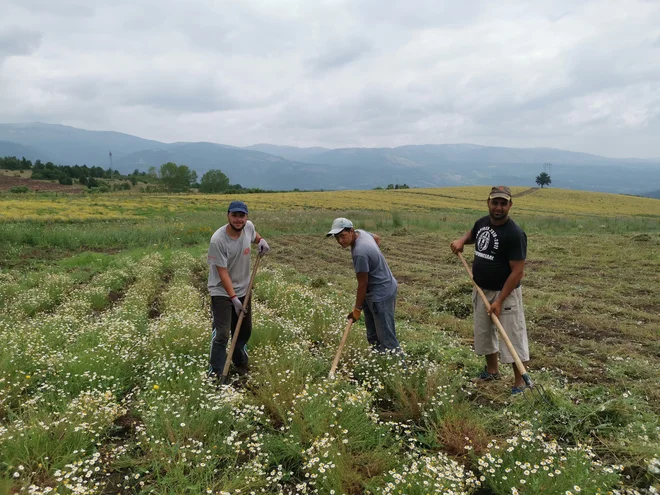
[244,144,330,163]
[297,145,660,192]
[0,122,162,166]
[642,190,660,199]
[1,122,659,193]
[113,142,338,190]
[0,140,50,162]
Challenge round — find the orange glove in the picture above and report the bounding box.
[347,306,362,322]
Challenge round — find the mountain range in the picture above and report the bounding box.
[1,122,659,195]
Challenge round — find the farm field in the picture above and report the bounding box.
[1,186,659,222]
[0,187,659,494]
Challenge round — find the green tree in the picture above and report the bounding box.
[535,172,552,188]
[199,169,230,193]
[159,162,198,192]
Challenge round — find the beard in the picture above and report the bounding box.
[229,222,246,232]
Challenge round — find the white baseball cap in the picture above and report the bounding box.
[326,217,353,236]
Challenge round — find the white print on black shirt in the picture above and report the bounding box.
[475,227,499,261]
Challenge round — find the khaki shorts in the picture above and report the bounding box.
[473,286,529,364]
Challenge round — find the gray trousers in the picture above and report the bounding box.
[209,295,251,375]
[363,289,401,352]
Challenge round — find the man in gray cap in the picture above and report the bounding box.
[327,218,401,353]
[207,200,270,380]
[450,186,529,395]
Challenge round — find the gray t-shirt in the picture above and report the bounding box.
[351,229,397,302]
[207,220,256,297]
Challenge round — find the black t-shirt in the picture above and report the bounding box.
[470,216,527,291]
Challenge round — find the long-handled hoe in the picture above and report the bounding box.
[328,319,354,380]
[220,254,262,385]
[457,252,549,404]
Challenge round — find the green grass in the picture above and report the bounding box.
[0,190,659,493]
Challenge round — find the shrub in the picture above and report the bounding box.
[9,186,29,193]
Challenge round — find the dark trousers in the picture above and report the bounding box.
[363,289,401,352]
[209,295,252,375]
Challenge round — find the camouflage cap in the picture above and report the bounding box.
[488,186,512,200]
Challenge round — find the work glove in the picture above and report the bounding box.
[347,306,362,322]
[258,238,271,255]
[231,296,246,316]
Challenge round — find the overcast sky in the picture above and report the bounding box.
[1,0,659,158]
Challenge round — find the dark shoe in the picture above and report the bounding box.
[235,364,249,377]
[511,386,524,395]
[206,369,222,386]
[476,366,500,381]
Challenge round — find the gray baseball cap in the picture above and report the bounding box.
[326,217,353,236]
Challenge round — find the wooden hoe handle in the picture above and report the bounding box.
[221,254,262,383]
[457,252,528,377]
[328,319,354,379]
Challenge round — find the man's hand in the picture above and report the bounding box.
[450,239,464,254]
[347,307,362,322]
[231,296,245,315]
[488,299,502,318]
[258,238,270,255]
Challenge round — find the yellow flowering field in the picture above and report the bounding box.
[1,187,658,221]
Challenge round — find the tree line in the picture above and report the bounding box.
[0,156,33,170]
[0,155,269,194]
[160,162,272,194]
[3,154,553,192]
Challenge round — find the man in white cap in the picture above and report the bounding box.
[207,200,271,380]
[327,218,401,353]
[450,186,529,395]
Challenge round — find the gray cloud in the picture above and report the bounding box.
[0,0,659,157]
[8,0,96,16]
[0,27,42,63]
[306,38,372,72]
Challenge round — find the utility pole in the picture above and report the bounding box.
[109,151,113,170]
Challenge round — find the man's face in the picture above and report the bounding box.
[227,211,247,231]
[487,197,512,221]
[334,229,353,248]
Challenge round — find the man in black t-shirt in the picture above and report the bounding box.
[450,186,529,395]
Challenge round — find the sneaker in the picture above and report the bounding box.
[476,366,500,381]
[235,364,249,377]
[511,386,524,395]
